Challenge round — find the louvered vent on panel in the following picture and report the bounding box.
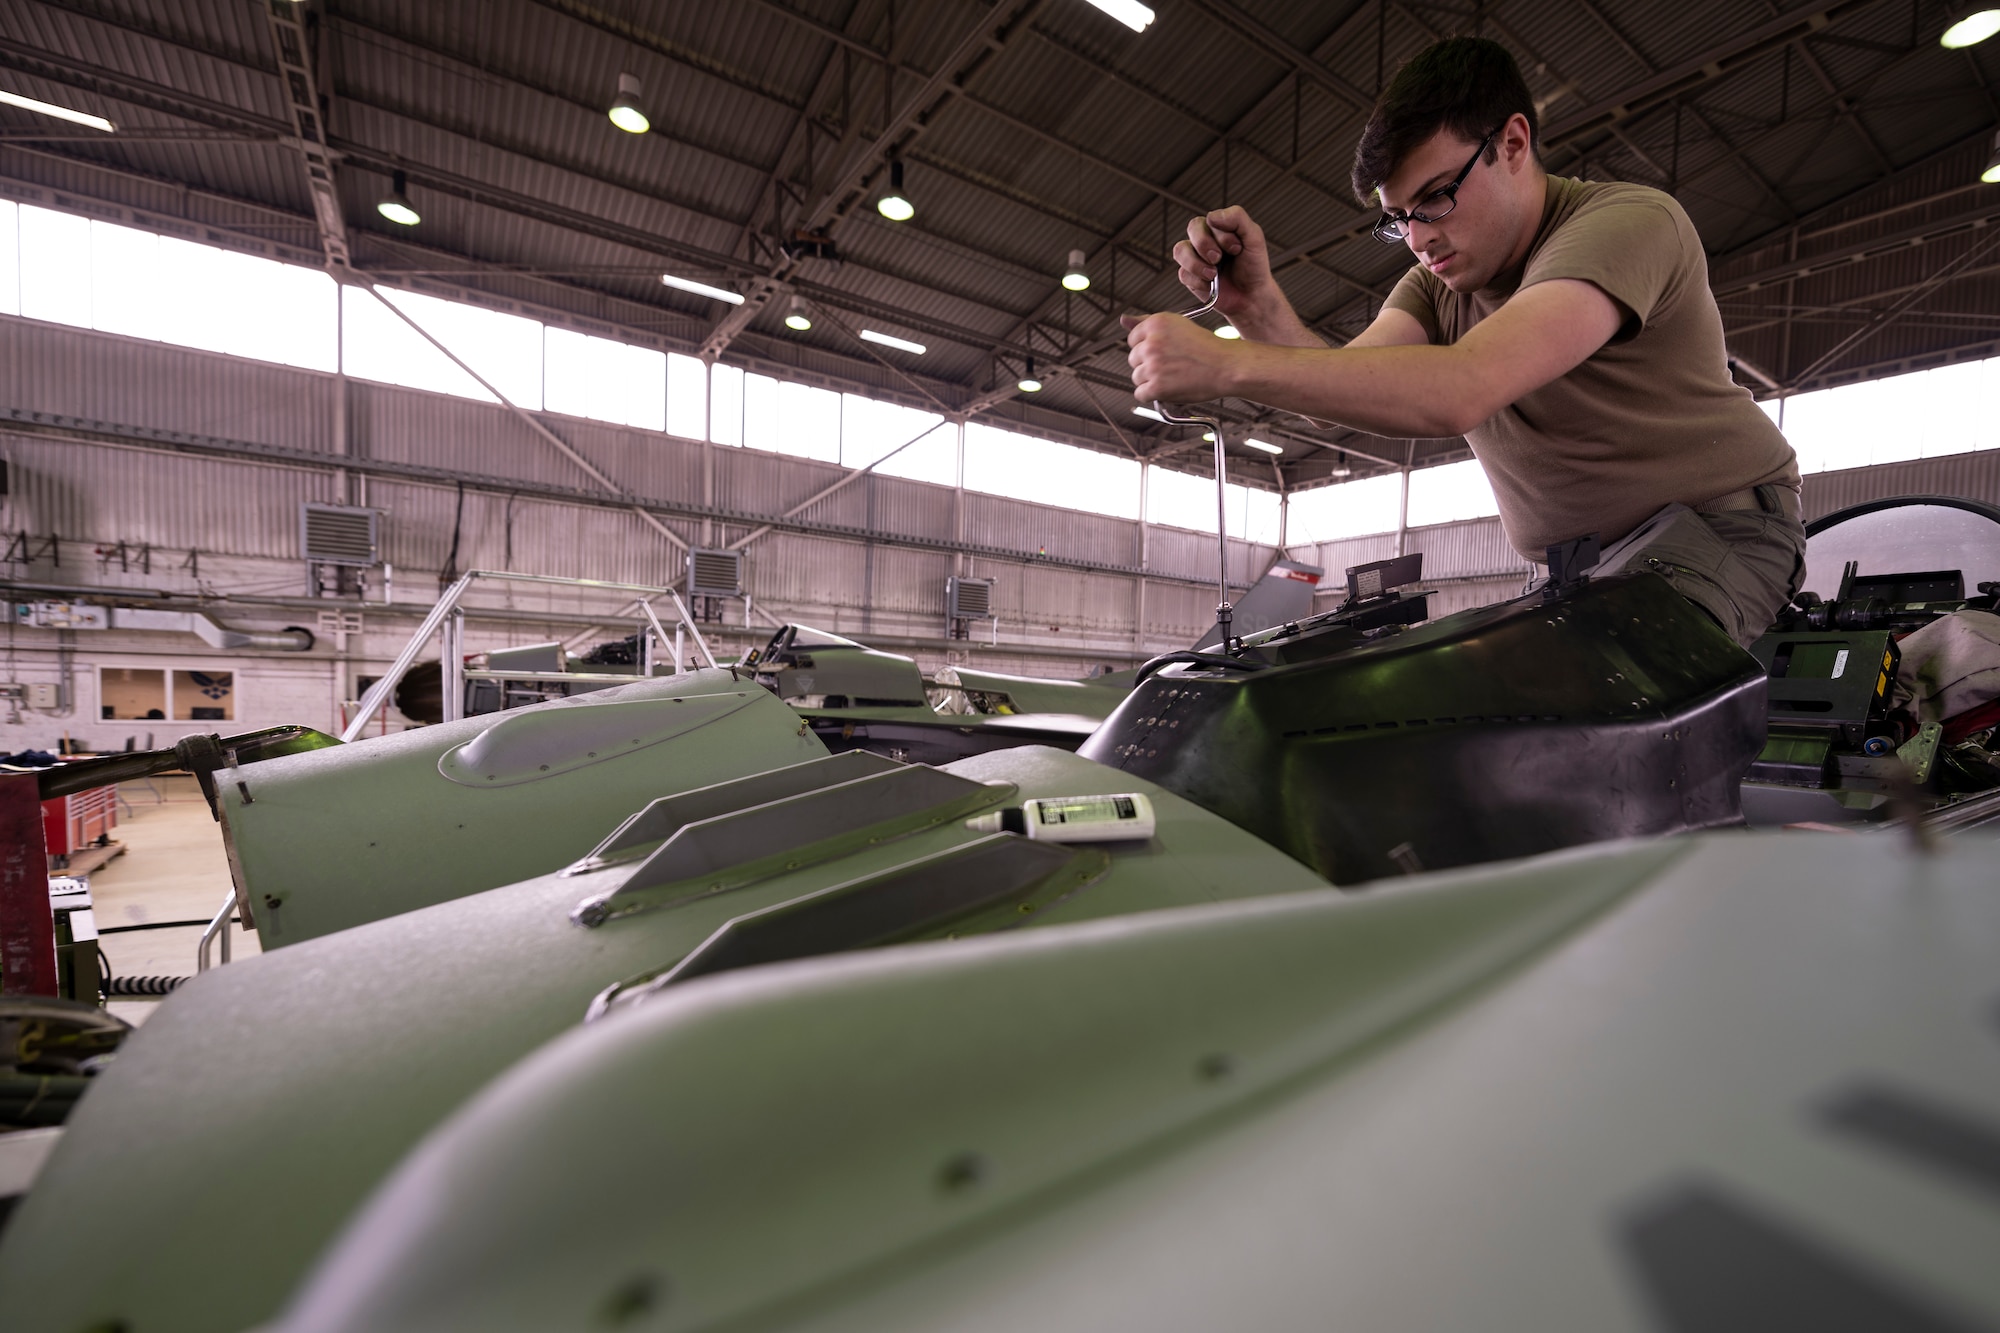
[688,548,744,597]
[301,504,379,566]
[947,576,994,620]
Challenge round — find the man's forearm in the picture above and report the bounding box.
[1224,341,1480,438]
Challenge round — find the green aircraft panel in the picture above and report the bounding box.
[220,669,824,946]
[0,748,1326,1333]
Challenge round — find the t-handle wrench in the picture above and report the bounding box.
[1151,273,1234,648]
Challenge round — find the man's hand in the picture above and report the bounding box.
[1123,312,1237,405]
[1176,206,1274,317]
[1174,206,1320,347]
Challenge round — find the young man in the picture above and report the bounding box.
[1124,37,1804,647]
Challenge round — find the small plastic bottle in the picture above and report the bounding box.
[967,792,1156,843]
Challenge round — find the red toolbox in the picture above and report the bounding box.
[42,785,117,863]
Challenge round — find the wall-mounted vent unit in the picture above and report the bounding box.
[947,576,995,621]
[688,547,744,598]
[301,503,380,566]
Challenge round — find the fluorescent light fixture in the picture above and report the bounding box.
[0,89,115,132]
[1061,248,1090,292]
[784,295,812,331]
[1017,357,1042,392]
[608,73,650,134]
[377,169,420,226]
[1215,325,1241,339]
[860,329,926,355]
[1943,7,2000,46]
[1082,0,1156,32]
[1244,437,1283,454]
[662,273,745,305]
[1132,406,1164,421]
[1984,129,2000,184]
[876,159,914,222]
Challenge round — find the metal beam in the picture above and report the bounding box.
[1178,0,1378,113]
[28,0,1375,420]
[358,275,690,556]
[1710,199,2000,299]
[1540,0,1890,150]
[1265,0,1897,285]
[1784,225,2000,384]
[260,0,349,269]
[701,0,1051,360]
[952,0,1394,423]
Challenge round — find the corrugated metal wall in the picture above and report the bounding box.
[1289,517,1532,588]
[0,317,1278,724]
[5,313,1997,744]
[1801,451,2000,519]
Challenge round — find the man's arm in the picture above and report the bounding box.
[1128,278,1624,438]
[1342,306,1432,350]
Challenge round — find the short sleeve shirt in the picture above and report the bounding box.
[1384,176,1799,559]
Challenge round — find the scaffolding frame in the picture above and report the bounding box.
[341,570,717,743]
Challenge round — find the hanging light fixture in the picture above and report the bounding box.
[1061,249,1090,291]
[1329,451,1352,478]
[876,158,915,222]
[377,170,420,226]
[1018,357,1043,393]
[1983,128,2000,183]
[1942,6,2000,47]
[784,295,813,331]
[1243,438,1282,455]
[608,73,650,134]
[1215,325,1242,339]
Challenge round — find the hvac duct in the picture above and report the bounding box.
[111,608,314,652]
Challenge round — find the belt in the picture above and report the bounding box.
[1694,483,1801,522]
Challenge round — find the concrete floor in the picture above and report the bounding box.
[92,777,260,1026]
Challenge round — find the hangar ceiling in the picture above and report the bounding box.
[2,0,1997,490]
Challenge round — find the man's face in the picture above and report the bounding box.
[1378,123,1527,293]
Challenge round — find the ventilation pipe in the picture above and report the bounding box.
[111,608,314,652]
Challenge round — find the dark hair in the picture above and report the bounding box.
[1351,38,1539,205]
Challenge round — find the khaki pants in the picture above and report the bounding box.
[1596,484,1807,647]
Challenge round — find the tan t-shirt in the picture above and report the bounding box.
[1384,175,1799,559]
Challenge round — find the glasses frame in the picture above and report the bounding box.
[1373,130,1498,244]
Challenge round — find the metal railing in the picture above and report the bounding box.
[341,570,718,743]
[196,884,237,972]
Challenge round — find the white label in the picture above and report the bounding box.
[1831,649,1849,679]
[1020,793,1156,843]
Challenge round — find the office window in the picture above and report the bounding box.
[100,667,166,720]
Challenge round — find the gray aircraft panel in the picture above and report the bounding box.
[270,831,2000,1333]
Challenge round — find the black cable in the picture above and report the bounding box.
[97,919,212,934]
[103,976,186,997]
[1133,650,1272,686]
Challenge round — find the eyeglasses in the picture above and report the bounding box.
[1373,130,1497,244]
